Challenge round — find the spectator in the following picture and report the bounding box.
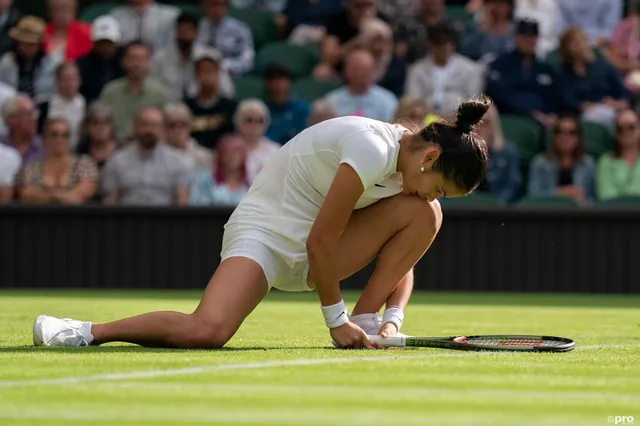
[283,0,344,45]
[485,19,558,129]
[324,49,397,122]
[150,12,234,103]
[164,103,213,171]
[461,0,515,63]
[359,18,406,97]
[15,117,98,204]
[557,0,623,46]
[99,41,170,142]
[75,102,118,172]
[0,16,58,103]
[76,16,125,104]
[263,63,310,145]
[37,62,86,150]
[394,96,429,124]
[0,142,19,202]
[197,0,255,77]
[0,94,43,164]
[528,113,596,206]
[0,79,16,134]
[557,27,628,132]
[230,0,286,12]
[405,22,482,116]
[307,99,337,126]
[607,0,640,98]
[185,48,237,150]
[43,0,92,62]
[110,0,179,53]
[234,99,280,181]
[597,109,640,200]
[102,107,191,206]
[312,0,376,79]
[475,105,521,203]
[0,0,22,57]
[514,0,561,59]
[189,134,249,206]
[394,0,463,64]
[375,0,421,39]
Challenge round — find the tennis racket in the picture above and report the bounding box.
[367,334,575,352]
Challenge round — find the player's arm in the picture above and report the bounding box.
[307,163,375,349]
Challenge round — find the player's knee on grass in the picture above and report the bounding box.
[181,315,235,349]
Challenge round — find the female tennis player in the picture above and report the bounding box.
[33,96,491,350]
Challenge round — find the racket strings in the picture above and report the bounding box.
[466,338,560,347]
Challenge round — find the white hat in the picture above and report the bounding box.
[91,16,121,43]
[192,46,223,65]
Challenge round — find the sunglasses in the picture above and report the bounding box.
[617,123,638,133]
[243,117,265,124]
[554,127,578,135]
[47,132,70,139]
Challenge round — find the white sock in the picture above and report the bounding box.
[349,313,380,335]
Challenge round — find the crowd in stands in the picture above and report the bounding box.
[1,0,640,208]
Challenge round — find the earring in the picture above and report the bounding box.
[420,165,425,173]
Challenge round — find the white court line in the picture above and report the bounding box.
[0,343,636,389]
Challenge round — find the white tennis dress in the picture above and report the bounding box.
[221,116,409,292]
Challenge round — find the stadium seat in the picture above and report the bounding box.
[291,78,341,103]
[517,195,580,208]
[598,196,640,206]
[228,7,277,49]
[501,115,542,166]
[233,76,265,100]
[581,121,614,159]
[254,42,320,79]
[439,193,501,207]
[79,2,122,21]
[445,6,474,26]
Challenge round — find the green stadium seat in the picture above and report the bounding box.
[254,42,319,79]
[517,195,581,208]
[233,76,265,100]
[501,115,542,166]
[445,6,474,26]
[228,7,277,49]
[598,196,640,206]
[581,121,614,159]
[291,78,341,103]
[79,2,122,22]
[439,193,501,207]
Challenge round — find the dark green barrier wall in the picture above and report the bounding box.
[0,206,638,293]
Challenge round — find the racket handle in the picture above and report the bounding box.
[368,335,406,347]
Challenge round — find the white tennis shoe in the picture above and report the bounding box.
[33,315,94,347]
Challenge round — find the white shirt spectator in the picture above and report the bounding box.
[515,0,561,59]
[110,2,180,52]
[0,143,20,196]
[196,17,255,76]
[46,93,86,150]
[0,80,16,134]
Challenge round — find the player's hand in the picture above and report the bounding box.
[331,322,380,349]
[378,322,399,338]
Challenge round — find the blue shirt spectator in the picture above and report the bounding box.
[557,0,623,45]
[485,19,558,126]
[324,49,398,122]
[475,105,522,204]
[197,0,255,76]
[263,63,310,145]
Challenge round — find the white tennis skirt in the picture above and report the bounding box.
[220,227,314,293]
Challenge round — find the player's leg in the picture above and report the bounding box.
[324,193,440,316]
[34,256,269,349]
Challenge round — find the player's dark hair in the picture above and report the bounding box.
[415,96,491,193]
[176,11,200,28]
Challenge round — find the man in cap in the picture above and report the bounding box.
[485,18,559,129]
[184,47,237,149]
[76,16,125,104]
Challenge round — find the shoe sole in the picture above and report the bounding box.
[33,315,45,347]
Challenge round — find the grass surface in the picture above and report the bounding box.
[0,290,639,426]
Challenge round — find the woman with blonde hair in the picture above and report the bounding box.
[473,104,521,203]
[394,96,429,124]
[557,27,628,131]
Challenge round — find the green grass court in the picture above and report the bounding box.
[0,290,638,426]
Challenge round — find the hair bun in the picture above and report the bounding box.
[456,95,492,133]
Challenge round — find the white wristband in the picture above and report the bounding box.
[321,299,349,328]
[382,306,404,331]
